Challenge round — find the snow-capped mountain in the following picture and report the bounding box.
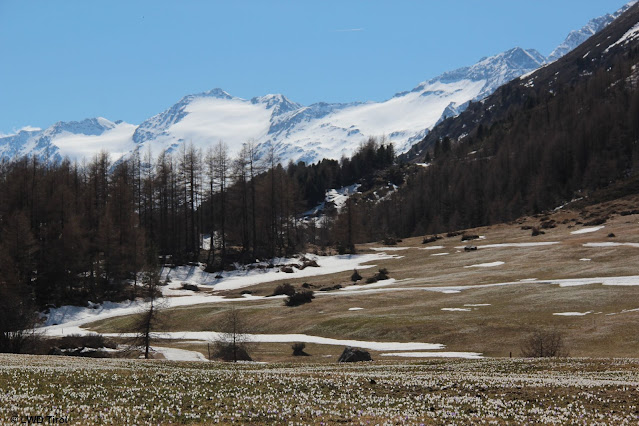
[0,48,545,165]
[0,118,136,163]
[0,3,630,165]
[99,46,546,164]
[547,1,637,62]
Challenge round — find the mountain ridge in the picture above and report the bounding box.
[0,3,630,164]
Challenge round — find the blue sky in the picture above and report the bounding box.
[0,0,630,134]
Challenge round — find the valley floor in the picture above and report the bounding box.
[20,195,639,423]
[1,354,638,424]
[41,195,639,361]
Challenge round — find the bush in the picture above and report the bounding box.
[584,217,606,226]
[272,283,295,297]
[181,283,199,292]
[376,268,389,280]
[58,333,116,350]
[292,342,309,356]
[351,269,362,282]
[422,235,438,244]
[520,329,568,358]
[285,290,314,307]
[213,342,252,362]
[461,234,479,241]
[383,237,397,245]
[364,268,390,284]
[319,284,342,292]
[531,227,545,237]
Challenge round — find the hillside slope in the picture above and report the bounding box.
[383,3,639,236]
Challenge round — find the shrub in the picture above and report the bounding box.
[302,259,319,268]
[531,227,545,237]
[58,333,116,350]
[376,268,389,281]
[520,329,568,358]
[213,342,252,362]
[351,269,362,282]
[319,284,342,292]
[584,217,606,226]
[181,283,199,292]
[383,237,397,245]
[422,235,438,244]
[461,234,479,241]
[365,277,378,284]
[272,283,295,297]
[285,290,314,307]
[292,342,309,356]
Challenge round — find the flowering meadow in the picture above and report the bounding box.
[2,354,639,424]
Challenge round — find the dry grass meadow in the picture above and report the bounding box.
[87,196,639,360]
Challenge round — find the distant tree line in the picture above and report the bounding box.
[0,137,396,319]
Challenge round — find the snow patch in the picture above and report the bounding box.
[571,226,605,235]
[553,311,593,316]
[464,261,505,268]
[152,346,208,362]
[583,242,639,248]
[380,351,483,359]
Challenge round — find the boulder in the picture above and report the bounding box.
[338,346,372,363]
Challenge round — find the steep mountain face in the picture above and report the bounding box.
[375,2,639,237]
[0,3,630,165]
[402,2,639,163]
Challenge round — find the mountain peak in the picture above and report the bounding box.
[200,88,234,100]
[47,117,116,137]
[251,93,302,115]
[547,1,637,62]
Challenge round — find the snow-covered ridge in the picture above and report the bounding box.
[0,47,542,165]
[1,4,628,164]
[547,1,636,62]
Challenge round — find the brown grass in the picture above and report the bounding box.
[86,196,639,361]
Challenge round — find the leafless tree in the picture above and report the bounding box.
[520,329,568,358]
[128,267,165,359]
[211,306,252,362]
